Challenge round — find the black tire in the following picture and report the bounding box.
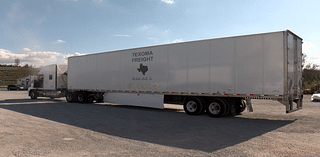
[86,96,94,103]
[206,98,227,118]
[77,92,87,103]
[221,98,231,117]
[30,91,37,100]
[183,97,204,115]
[235,99,246,114]
[66,92,75,103]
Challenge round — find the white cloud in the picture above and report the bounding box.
[0,48,90,67]
[74,52,86,56]
[52,39,66,44]
[143,25,149,30]
[63,52,86,59]
[61,52,86,64]
[161,0,174,4]
[302,41,320,67]
[23,48,31,52]
[113,34,132,37]
[303,41,315,53]
[306,54,320,68]
[147,38,158,42]
[23,51,62,65]
[59,0,78,2]
[0,48,77,67]
[0,49,27,61]
[173,38,182,43]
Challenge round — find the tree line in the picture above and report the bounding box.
[302,53,320,93]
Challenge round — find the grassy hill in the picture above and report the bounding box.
[0,65,40,86]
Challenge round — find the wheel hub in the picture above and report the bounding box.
[208,102,221,114]
[186,101,197,112]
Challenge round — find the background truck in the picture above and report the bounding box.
[29,64,68,99]
[28,30,303,117]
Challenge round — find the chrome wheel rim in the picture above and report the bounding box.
[186,101,197,112]
[78,95,84,102]
[67,94,73,101]
[208,102,221,114]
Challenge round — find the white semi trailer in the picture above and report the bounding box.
[29,30,303,117]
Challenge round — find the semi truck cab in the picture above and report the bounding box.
[28,64,68,99]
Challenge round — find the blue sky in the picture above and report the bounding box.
[0,0,319,67]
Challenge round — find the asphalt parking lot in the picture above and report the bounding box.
[0,90,319,157]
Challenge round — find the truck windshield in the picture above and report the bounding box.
[34,74,44,88]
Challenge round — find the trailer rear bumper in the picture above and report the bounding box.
[278,96,303,113]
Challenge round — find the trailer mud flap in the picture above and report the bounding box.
[104,93,164,109]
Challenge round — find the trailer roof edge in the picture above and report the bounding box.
[68,30,302,59]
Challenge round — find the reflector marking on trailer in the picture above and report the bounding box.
[137,83,142,89]
[143,83,148,89]
[153,83,159,89]
[127,83,133,89]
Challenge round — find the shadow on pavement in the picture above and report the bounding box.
[0,99,295,152]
